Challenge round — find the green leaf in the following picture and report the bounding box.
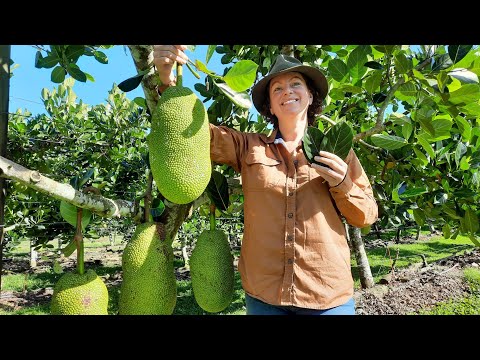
[150,198,165,220]
[61,240,77,257]
[371,134,407,150]
[51,66,66,83]
[364,61,383,70]
[67,63,87,82]
[223,60,258,92]
[448,45,473,64]
[364,71,382,94]
[399,186,428,198]
[133,97,147,108]
[448,84,480,105]
[118,73,144,92]
[93,50,108,64]
[302,126,325,165]
[41,54,60,69]
[394,52,412,74]
[53,259,64,273]
[328,58,348,82]
[454,142,467,167]
[413,208,426,226]
[206,170,229,211]
[215,82,252,109]
[34,51,43,68]
[206,45,216,64]
[322,122,354,160]
[78,168,94,188]
[59,201,91,231]
[448,68,479,84]
[463,208,479,233]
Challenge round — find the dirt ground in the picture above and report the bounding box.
[1,246,480,315]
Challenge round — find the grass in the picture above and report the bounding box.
[1,232,478,315]
[351,233,475,287]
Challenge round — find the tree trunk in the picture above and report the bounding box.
[30,240,38,268]
[0,45,11,294]
[349,224,375,289]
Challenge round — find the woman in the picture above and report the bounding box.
[153,45,378,315]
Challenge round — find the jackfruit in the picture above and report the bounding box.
[189,229,234,313]
[148,86,211,204]
[50,269,108,315]
[119,222,177,315]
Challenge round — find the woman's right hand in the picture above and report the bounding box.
[153,45,189,85]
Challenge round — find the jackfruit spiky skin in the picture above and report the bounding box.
[189,229,234,313]
[149,86,211,204]
[119,222,177,315]
[50,269,108,315]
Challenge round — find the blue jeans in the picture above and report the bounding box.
[245,293,356,315]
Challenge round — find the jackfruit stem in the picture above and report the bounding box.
[176,63,183,87]
[75,208,85,275]
[209,204,216,231]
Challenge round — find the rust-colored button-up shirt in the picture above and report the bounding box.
[209,124,378,310]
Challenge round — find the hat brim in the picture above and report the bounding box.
[251,65,328,115]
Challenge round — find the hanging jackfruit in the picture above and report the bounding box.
[50,269,108,315]
[148,86,211,204]
[189,229,234,313]
[119,222,177,315]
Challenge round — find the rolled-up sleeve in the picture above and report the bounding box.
[329,149,378,228]
[209,123,248,172]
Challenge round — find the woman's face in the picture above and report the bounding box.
[268,71,312,121]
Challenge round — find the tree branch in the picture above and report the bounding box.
[0,155,143,220]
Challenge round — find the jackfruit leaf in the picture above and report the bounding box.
[53,260,64,274]
[371,134,408,150]
[448,45,473,64]
[321,122,354,160]
[206,170,229,211]
[34,51,43,68]
[302,126,325,165]
[78,168,94,188]
[67,64,87,82]
[59,201,91,231]
[61,239,77,257]
[399,186,428,199]
[223,60,258,92]
[118,71,147,92]
[195,60,214,76]
[51,66,66,83]
[448,68,479,84]
[215,82,251,109]
[206,45,216,64]
[133,97,147,108]
[150,198,165,221]
[364,61,383,70]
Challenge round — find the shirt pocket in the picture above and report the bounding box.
[244,150,282,190]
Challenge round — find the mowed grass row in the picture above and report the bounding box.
[1,232,479,315]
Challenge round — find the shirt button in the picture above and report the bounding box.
[287,234,293,241]
[289,191,294,196]
[288,213,293,218]
[287,258,293,264]
[293,160,299,167]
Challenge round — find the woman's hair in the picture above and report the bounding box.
[259,74,323,128]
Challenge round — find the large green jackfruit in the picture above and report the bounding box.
[50,269,108,315]
[119,222,177,315]
[148,86,211,204]
[189,229,234,313]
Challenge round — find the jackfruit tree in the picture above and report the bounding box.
[189,202,234,313]
[3,44,480,313]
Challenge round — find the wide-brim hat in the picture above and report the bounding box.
[251,54,328,115]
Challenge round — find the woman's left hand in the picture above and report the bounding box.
[311,151,348,187]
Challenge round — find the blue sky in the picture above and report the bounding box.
[9,45,224,116]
